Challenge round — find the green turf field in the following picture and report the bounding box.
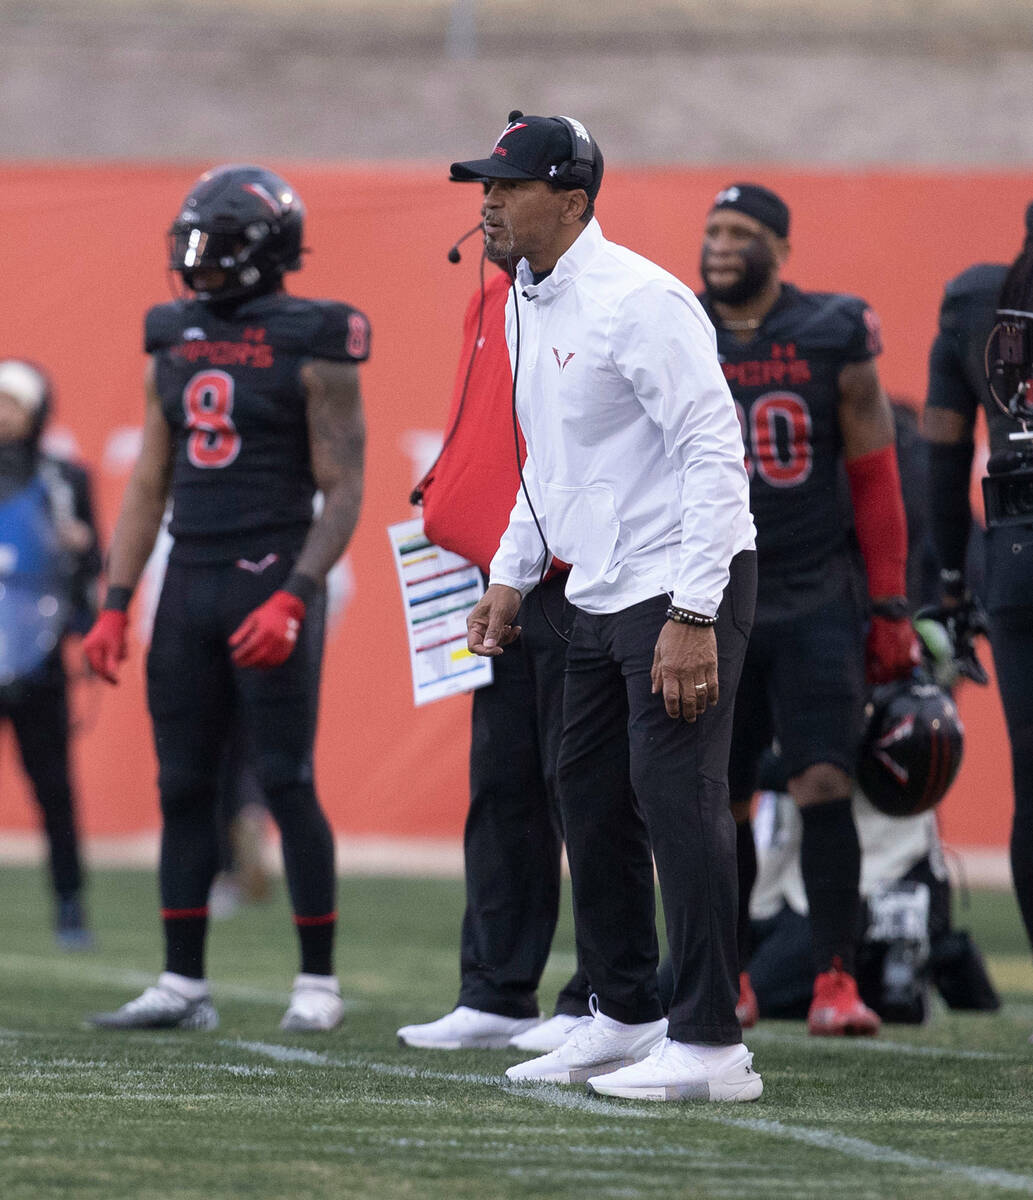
[1,865,1031,1199]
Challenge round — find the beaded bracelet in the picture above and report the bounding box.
[665,605,717,627]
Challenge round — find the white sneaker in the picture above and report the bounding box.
[397,1005,542,1050]
[280,973,344,1032]
[587,1037,763,1102]
[505,1000,668,1084]
[88,972,218,1031]
[508,1012,592,1052]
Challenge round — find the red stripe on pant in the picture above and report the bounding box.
[293,912,337,927]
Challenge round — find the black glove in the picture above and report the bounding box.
[915,595,989,686]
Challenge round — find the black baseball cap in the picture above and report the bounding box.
[710,183,791,239]
[450,113,603,200]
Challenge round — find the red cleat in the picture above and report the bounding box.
[736,972,758,1029]
[808,960,881,1037]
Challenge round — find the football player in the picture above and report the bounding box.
[923,204,1033,998]
[83,165,369,1032]
[698,184,919,1036]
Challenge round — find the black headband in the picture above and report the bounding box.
[711,183,790,239]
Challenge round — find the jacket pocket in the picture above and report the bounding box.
[540,482,620,586]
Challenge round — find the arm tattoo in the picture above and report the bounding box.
[294,359,366,584]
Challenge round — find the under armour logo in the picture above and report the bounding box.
[552,348,575,371]
[183,327,206,341]
[235,553,280,574]
[715,186,741,204]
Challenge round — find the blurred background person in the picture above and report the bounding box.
[0,358,101,949]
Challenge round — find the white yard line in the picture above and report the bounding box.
[0,952,359,1009]
[231,1040,1033,1195]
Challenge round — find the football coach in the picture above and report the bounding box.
[454,113,763,1102]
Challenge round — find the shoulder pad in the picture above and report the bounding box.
[783,289,880,357]
[943,262,1007,304]
[144,302,193,353]
[311,301,372,364]
[938,263,1006,334]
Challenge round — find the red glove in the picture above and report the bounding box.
[866,614,921,684]
[83,610,129,685]
[229,590,305,668]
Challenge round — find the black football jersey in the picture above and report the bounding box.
[702,283,881,621]
[926,263,1015,455]
[926,262,1031,610]
[145,292,370,563]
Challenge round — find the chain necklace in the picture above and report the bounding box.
[722,316,763,331]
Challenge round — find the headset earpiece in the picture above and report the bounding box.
[554,116,596,192]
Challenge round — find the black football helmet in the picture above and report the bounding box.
[857,680,964,818]
[168,164,305,301]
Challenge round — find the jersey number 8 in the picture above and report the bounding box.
[183,370,242,469]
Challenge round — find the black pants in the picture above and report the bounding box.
[1,654,83,900]
[558,551,756,1045]
[459,572,590,1019]
[147,555,335,924]
[988,604,1033,956]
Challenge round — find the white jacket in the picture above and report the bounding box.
[489,219,755,616]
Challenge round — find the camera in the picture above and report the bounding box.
[984,309,1033,526]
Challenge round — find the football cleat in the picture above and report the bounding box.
[88,973,218,1030]
[508,1012,591,1053]
[735,972,758,1029]
[808,961,881,1037]
[280,973,345,1032]
[505,998,667,1084]
[587,1038,763,1102]
[397,1005,541,1050]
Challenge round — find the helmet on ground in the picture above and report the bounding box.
[168,164,305,301]
[857,680,964,817]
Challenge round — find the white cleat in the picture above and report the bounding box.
[508,1012,592,1053]
[587,1037,763,1102]
[505,1000,668,1084]
[280,973,345,1032]
[88,972,218,1031]
[397,1005,542,1050]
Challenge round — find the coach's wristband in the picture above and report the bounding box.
[103,586,133,613]
[665,605,717,627]
[283,570,320,606]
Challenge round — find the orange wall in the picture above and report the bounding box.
[0,164,1026,849]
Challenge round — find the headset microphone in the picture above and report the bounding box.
[447,223,484,264]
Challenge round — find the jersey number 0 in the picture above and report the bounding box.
[183,370,242,469]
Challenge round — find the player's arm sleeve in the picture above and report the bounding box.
[311,303,372,364]
[613,282,753,616]
[488,453,553,597]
